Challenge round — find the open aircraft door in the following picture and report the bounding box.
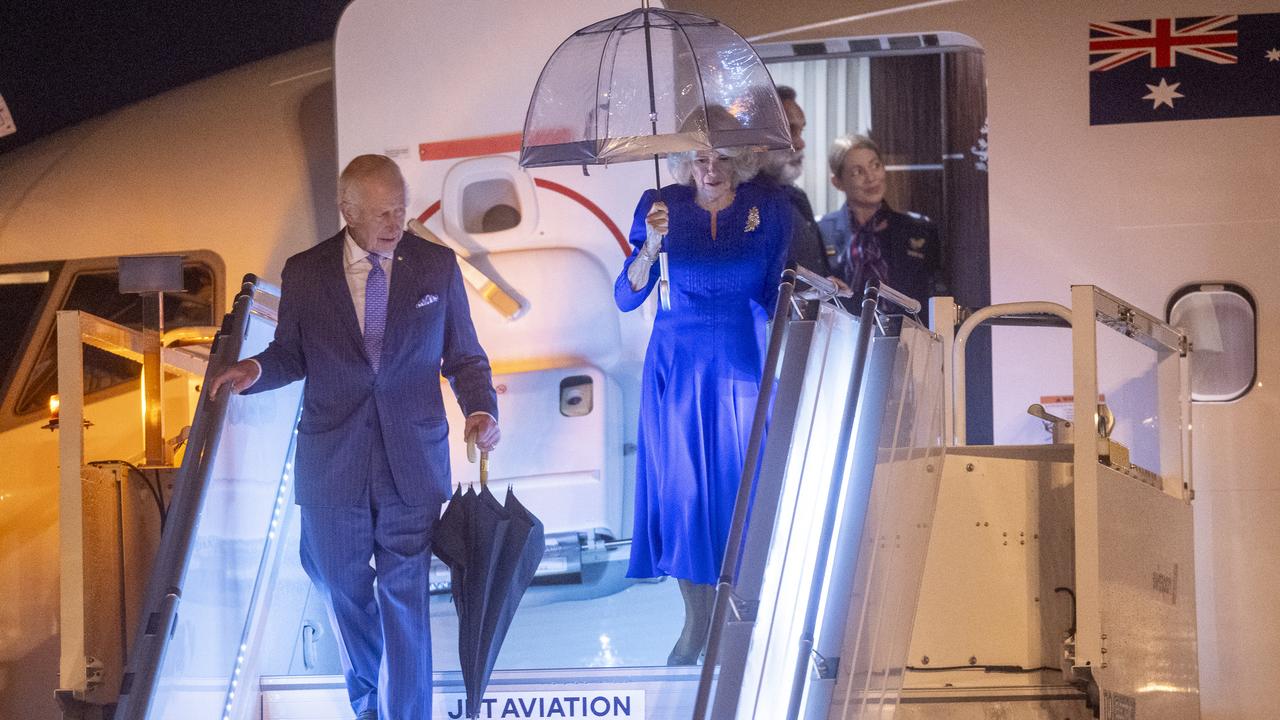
[333,0,660,557]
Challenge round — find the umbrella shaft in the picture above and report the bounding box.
[641,7,658,128]
[641,7,662,197]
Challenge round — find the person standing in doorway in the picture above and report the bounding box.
[754,85,830,277]
[819,134,943,317]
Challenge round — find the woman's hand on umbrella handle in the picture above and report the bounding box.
[645,201,669,238]
[627,201,667,291]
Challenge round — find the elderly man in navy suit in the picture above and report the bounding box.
[210,154,500,720]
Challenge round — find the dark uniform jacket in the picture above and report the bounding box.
[817,201,943,318]
[751,175,827,278]
[779,185,828,276]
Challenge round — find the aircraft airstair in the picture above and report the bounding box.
[57,272,1195,720]
[88,269,956,720]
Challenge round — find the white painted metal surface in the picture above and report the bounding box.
[906,446,1076,687]
[55,311,207,699]
[1094,463,1200,717]
[951,303,1072,446]
[55,311,89,697]
[1069,286,1196,719]
[910,285,1197,718]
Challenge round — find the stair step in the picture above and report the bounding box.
[261,666,703,719]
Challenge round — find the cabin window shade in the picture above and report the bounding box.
[1166,283,1256,402]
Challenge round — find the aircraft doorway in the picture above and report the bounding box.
[763,34,993,442]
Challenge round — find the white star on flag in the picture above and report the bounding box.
[1143,77,1185,109]
[1266,48,1280,61]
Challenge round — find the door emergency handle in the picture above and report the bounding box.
[302,622,320,670]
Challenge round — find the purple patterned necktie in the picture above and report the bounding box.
[364,253,387,372]
[845,206,890,294]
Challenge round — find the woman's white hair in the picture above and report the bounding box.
[666,147,758,186]
[664,104,759,187]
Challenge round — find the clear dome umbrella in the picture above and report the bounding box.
[519,3,793,308]
[519,4,792,169]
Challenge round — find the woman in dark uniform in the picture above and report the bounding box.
[816,134,943,317]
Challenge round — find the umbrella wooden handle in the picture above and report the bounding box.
[465,436,490,486]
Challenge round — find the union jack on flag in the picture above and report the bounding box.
[1089,12,1280,125]
[1089,15,1238,72]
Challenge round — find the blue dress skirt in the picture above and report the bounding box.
[614,180,791,585]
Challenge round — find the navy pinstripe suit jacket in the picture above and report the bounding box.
[247,229,498,507]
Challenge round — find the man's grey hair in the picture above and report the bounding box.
[338,154,407,205]
[827,134,883,176]
[666,147,758,186]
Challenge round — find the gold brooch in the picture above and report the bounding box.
[744,206,760,233]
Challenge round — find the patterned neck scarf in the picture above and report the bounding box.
[843,203,890,294]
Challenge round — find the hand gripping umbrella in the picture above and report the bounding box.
[519,2,793,308]
[432,438,545,719]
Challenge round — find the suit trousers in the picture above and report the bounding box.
[300,415,441,720]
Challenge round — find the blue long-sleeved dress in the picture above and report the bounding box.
[615,179,791,585]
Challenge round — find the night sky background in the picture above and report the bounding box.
[0,1,351,154]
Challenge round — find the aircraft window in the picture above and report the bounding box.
[462,178,522,233]
[481,204,521,233]
[1167,283,1256,402]
[14,263,218,417]
[0,268,55,399]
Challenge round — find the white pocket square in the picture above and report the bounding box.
[415,293,439,308]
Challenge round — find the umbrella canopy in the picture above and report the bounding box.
[433,486,507,719]
[472,487,544,696]
[519,7,792,169]
[432,458,545,718]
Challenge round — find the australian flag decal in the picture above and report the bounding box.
[1089,13,1280,125]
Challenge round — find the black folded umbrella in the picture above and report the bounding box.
[433,484,506,719]
[472,487,544,694]
[432,453,544,719]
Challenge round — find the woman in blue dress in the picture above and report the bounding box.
[614,147,791,664]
